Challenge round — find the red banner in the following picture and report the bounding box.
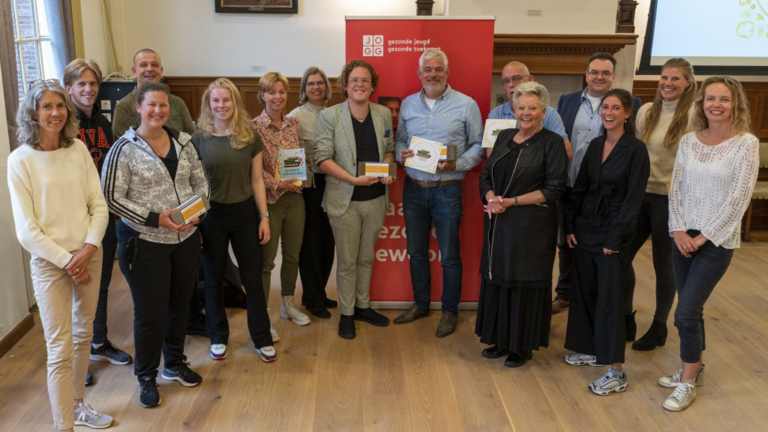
[345,17,495,305]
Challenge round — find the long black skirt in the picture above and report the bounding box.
[475,280,552,354]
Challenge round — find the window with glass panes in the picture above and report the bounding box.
[11,0,57,99]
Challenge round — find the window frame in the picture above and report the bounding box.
[11,0,54,99]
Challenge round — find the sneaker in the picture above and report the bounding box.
[138,376,161,408]
[161,362,203,387]
[270,326,280,343]
[564,353,605,367]
[658,365,705,388]
[255,346,277,362]
[589,369,628,396]
[281,295,311,326]
[90,340,132,365]
[663,380,696,411]
[74,402,113,429]
[210,344,227,361]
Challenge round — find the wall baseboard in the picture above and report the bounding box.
[0,313,34,360]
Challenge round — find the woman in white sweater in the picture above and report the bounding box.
[625,58,697,351]
[661,76,759,412]
[7,81,112,431]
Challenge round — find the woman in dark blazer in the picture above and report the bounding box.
[564,89,650,396]
[476,81,567,368]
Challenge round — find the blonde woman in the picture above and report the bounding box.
[661,76,758,411]
[8,80,112,430]
[194,78,276,362]
[626,58,697,351]
[252,72,310,326]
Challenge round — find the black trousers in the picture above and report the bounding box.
[554,187,573,301]
[299,174,335,308]
[116,221,201,379]
[200,199,272,348]
[565,248,626,364]
[623,193,675,320]
[92,214,117,345]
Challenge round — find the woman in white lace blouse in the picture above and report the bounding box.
[662,76,759,412]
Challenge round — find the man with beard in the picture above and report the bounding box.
[393,48,484,338]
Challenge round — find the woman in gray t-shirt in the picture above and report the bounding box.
[193,78,276,363]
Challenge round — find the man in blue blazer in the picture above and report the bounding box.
[553,52,641,316]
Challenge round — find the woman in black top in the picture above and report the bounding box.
[564,89,650,396]
[476,82,567,368]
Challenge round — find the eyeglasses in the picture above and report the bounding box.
[349,78,372,85]
[306,81,327,88]
[501,75,530,85]
[587,70,614,78]
[28,78,60,90]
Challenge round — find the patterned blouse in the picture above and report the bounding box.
[251,110,304,204]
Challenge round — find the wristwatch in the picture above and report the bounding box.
[260,212,270,219]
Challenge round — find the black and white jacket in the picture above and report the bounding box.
[102,127,209,244]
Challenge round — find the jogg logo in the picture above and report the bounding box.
[363,35,384,57]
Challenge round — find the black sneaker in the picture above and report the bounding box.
[138,376,161,408]
[353,307,390,327]
[90,340,133,365]
[85,370,94,387]
[161,362,202,387]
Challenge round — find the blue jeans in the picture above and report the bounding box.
[403,178,463,314]
[672,230,734,363]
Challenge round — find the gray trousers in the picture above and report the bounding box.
[328,196,387,316]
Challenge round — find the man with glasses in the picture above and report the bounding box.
[488,61,570,153]
[553,52,641,315]
[63,59,132,387]
[393,49,484,338]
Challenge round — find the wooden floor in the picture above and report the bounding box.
[2,242,768,431]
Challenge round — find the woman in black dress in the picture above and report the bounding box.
[564,89,650,396]
[476,81,568,367]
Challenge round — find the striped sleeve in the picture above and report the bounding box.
[101,138,153,226]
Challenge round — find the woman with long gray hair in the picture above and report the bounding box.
[7,80,112,430]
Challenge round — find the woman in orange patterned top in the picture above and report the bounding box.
[251,72,311,329]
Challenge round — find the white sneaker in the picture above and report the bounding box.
[658,365,705,388]
[663,380,696,411]
[210,344,227,361]
[280,295,311,326]
[564,353,605,367]
[270,326,280,343]
[255,345,277,362]
[588,369,628,396]
[74,402,113,429]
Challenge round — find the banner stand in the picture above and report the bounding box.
[346,16,495,308]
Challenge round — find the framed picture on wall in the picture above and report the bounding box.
[215,0,298,14]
